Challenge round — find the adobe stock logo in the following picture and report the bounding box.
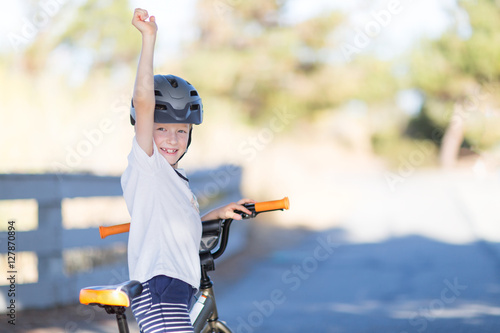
[400,278,467,333]
[237,107,296,162]
[51,93,130,176]
[235,234,339,333]
[341,0,407,62]
[213,0,240,19]
[8,0,67,52]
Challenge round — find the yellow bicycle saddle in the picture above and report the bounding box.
[79,280,143,307]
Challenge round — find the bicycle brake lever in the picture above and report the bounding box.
[234,202,258,219]
[234,210,256,219]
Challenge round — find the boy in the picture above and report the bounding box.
[122,8,255,333]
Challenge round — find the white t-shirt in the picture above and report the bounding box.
[121,137,202,289]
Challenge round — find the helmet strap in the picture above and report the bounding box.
[173,126,193,167]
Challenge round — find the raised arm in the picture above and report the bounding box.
[131,8,157,156]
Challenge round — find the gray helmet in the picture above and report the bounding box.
[130,74,203,125]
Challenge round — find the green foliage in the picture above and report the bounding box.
[411,0,500,93]
[59,0,139,69]
[21,0,137,74]
[406,0,500,151]
[182,0,399,126]
[459,0,500,80]
[372,132,439,168]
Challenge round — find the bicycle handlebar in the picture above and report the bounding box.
[98,197,289,239]
[255,196,289,212]
[99,223,130,239]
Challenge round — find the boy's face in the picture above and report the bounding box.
[153,123,190,167]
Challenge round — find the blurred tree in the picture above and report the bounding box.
[182,0,398,125]
[407,0,500,167]
[20,0,137,76]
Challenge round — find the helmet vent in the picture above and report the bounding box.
[190,90,198,97]
[155,104,168,110]
[190,104,200,111]
[167,78,179,88]
[154,90,163,96]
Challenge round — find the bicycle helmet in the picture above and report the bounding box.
[130,74,203,126]
[130,74,203,164]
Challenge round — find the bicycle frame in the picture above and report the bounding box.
[191,285,230,333]
[190,217,237,333]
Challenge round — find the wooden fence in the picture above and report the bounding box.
[0,165,243,311]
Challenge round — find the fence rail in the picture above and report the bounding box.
[0,166,243,311]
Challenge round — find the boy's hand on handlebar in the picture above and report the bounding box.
[132,8,157,35]
[220,199,256,220]
[203,199,256,221]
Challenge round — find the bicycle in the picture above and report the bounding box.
[79,197,290,333]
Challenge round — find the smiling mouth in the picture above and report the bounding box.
[160,148,178,154]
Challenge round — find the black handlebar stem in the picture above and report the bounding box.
[212,219,233,260]
[198,199,288,290]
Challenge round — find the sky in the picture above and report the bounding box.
[128,0,198,56]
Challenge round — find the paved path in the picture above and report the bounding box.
[212,170,500,332]
[214,229,500,332]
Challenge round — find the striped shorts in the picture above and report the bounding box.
[132,275,196,333]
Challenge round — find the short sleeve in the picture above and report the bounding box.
[129,137,165,172]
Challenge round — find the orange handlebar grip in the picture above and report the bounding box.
[99,223,130,239]
[255,197,289,213]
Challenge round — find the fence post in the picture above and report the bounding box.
[36,197,64,302]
